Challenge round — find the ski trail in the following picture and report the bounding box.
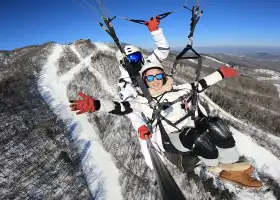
[38,44,123,200]
[189,58,211,68]
[59,45,96,84]
[87,65,116,97]
[70,45,84,61]
[95,43,116,54]
[59,53,93,84]
[203,55,228,66]
[86,43,119,97]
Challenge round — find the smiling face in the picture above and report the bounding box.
[144,68,164,91]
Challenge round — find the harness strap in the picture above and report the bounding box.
[148,89,196,131]
[119,78,129,88]
[174,113,192,126]
[157,117,182,154]
[158,113,181,132]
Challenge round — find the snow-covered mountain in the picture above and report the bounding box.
[201,53,280,73]
[0,42,91,199]
[2,40,280,200]
[245,53,280,60]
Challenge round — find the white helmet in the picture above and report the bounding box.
[139,60,164,77]
[115,45,142,64]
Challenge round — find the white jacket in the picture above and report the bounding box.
[97,70,224,170]
[117,28,170,137]
[118,28,170,101]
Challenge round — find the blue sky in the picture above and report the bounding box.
[1,0,280,51]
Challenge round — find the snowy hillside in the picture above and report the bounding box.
[254,69,280,97]
[0,43,91,199]
[206,54,280,96]
[2,40,280,200]
[202,53,280,73]
[37,40,280,200]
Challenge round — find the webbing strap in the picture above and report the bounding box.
[157,116,181,154]
[98,17,154,103]
[122,11,174,25]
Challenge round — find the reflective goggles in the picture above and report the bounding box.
[144,73,164,82]
[127,51,144,64]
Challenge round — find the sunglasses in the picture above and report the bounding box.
[144,73,164,82]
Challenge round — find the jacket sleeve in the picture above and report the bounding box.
[94,99,147,132]
[94,99,143,115]
[146,28,170,64]
[174,70,224,92]
[117,82,138,102]
[118,65,131,83]
[127,112,146,132]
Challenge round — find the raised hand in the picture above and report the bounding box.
[69,92,96,115]
[219,65,238,78]
[138,125,152,140]
[144,16,160,32]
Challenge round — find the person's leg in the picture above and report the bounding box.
[164,151,199,173]
[204,117,262,187]
[180,128,220,167]
[205,117,239,164]
[179,119,262,187]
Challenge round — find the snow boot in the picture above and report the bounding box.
[208,162,254,175]
[219,170,263,188]
[244,165,254,175]
[219,162,254,175]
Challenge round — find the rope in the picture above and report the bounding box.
[90,0,104,16]
[72,0,90,12]
[72,0,109,19]
[94,0,108,15]
[81,0,99,13]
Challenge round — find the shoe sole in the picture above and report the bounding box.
[244,166,254,175]
[219,176,263,189]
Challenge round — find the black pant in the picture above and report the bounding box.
[165,117,236,172]
[164,151,200,173]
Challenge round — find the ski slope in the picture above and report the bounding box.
[38,42,280,200]
[200,93,280,200]
[203,55,231,67]
[254,69,280,98]
[201,56,280,97]
[38,44,123,200]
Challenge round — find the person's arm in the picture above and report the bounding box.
[117,82,138,102]
[69,92,153,138]
[118,65,131,83]
[145,16,170,64]
[69,92,143,115]
[174,65,238,92]
[117,16,170,85]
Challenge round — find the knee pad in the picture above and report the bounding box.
[180,128,201,150]
[206,117,236,148]
[192,132,218,159]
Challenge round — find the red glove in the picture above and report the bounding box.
[138,125,152,140]
[144,16,160,32]
[219,65,238,78]
[69,92,96,115]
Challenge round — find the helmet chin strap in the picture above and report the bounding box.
[163,73,167,85]
[134,62,143,72]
